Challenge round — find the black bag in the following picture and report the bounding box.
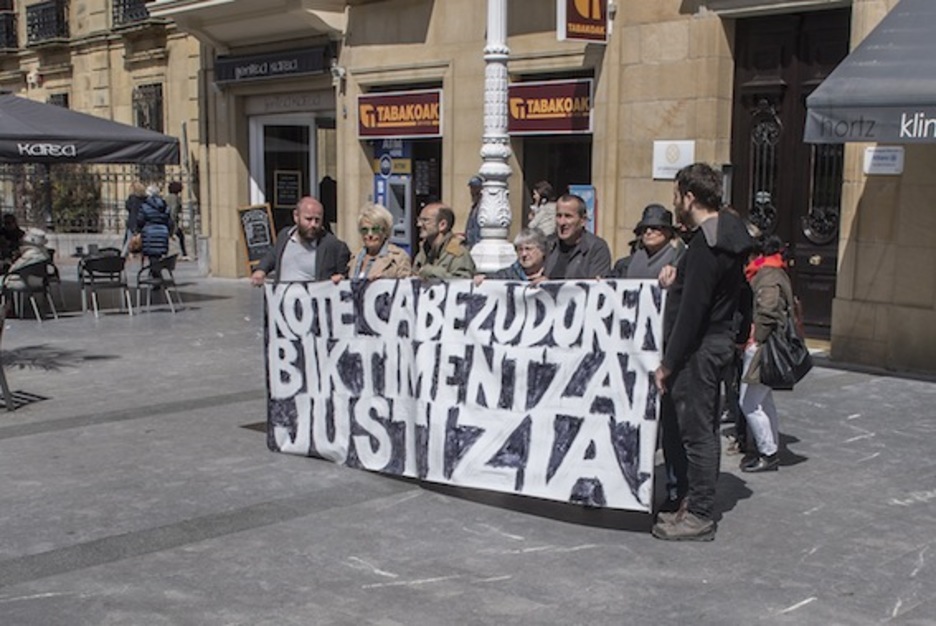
[759,313,813,390]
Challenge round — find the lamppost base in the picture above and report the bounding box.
[471,236,516,274]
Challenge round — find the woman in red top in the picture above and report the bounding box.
[739,235,794,473]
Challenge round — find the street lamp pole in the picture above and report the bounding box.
[470,0,516,272]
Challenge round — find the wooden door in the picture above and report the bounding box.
[731,9,850,338]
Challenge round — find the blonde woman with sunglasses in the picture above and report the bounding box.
[347,203,413,280]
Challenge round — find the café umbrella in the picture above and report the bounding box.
[804,0,936,144]
[0,92,179,164]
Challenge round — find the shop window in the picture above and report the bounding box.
[113,0,154,27]
[133,82,164,180]
[0,1,16,51]
[26,0,68,46]
[47,92,68,108]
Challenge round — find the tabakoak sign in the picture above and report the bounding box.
[508,79,593,135]
[358,90,443,139]
[557,0,608,43]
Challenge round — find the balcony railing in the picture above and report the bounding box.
[26,0,69,46]
[0,12,16,50]
[113,0,154,27]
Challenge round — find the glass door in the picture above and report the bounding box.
[249,114,317,233]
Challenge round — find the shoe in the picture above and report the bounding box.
[741,454,779,473]
[739,451,758,468]
[652,511,716,541]
[725,438,745,456]
[656,497,688,525]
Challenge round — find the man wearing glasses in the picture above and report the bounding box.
[412,202,476,279]
[251,196,350,286]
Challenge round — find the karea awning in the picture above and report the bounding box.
[805,0,936,144]
[0,93,179,164]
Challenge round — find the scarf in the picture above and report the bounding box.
[745,252,786,283]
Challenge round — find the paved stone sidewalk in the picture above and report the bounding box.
[0,266,933,625]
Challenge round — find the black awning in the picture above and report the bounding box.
[0,93,179,164]
[805,0,936,144]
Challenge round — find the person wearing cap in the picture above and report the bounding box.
[612,203,685,279]
[464,175,484,248]
[2,228,50,291]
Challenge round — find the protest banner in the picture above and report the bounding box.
[265,278,662,512]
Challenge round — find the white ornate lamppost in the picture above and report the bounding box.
[470,0,517,272]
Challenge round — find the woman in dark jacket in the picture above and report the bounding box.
[136,185,174,273]
[122,181,147,256]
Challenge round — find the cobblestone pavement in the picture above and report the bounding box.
[0,263,933,625]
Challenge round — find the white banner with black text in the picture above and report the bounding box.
[265,279,663,511]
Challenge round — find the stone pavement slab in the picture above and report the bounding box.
[0,266,934,625]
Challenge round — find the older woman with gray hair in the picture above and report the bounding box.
[346,203,412,280]
[474,227,548,284]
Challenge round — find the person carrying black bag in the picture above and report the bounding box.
[738,234,800,473]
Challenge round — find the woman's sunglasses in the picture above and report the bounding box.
[359,226,383,235]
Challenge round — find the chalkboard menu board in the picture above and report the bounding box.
[274,170,301,209]
[238,204,276,271]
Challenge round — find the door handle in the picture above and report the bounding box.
[809,254,822,266]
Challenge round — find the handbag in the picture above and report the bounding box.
[759,312,813,390]
[129,233,143,254]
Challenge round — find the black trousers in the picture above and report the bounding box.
[175,226,188,257]
[661,333,735,520]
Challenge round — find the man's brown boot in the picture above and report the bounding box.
[655,497,688,526]
[651,511,716,541]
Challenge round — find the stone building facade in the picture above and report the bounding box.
[152,0,933,374]
[0,0,201,228]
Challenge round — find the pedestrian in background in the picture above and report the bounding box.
[738,234,793,473]
[464,176,483,248]
[137,184,174,277]
[122,181,147,257]
[0,213,25,261]
[528,180,557,237]
[2,227,49,292]
[166,181,189,260]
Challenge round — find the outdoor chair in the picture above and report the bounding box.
[46,248,65,308]
[79,254,133,318]
[136,254,181,313]
[1,261,58,322]
[0,308,15,410]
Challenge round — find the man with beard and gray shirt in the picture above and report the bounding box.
[251,196,350,285]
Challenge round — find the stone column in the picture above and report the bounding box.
[470,0,517,272]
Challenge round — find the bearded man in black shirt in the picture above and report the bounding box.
[652,163,753,541]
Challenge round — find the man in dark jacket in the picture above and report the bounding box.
[543,194,611,279]
[250,196,350,285]
[652,163,753,542]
